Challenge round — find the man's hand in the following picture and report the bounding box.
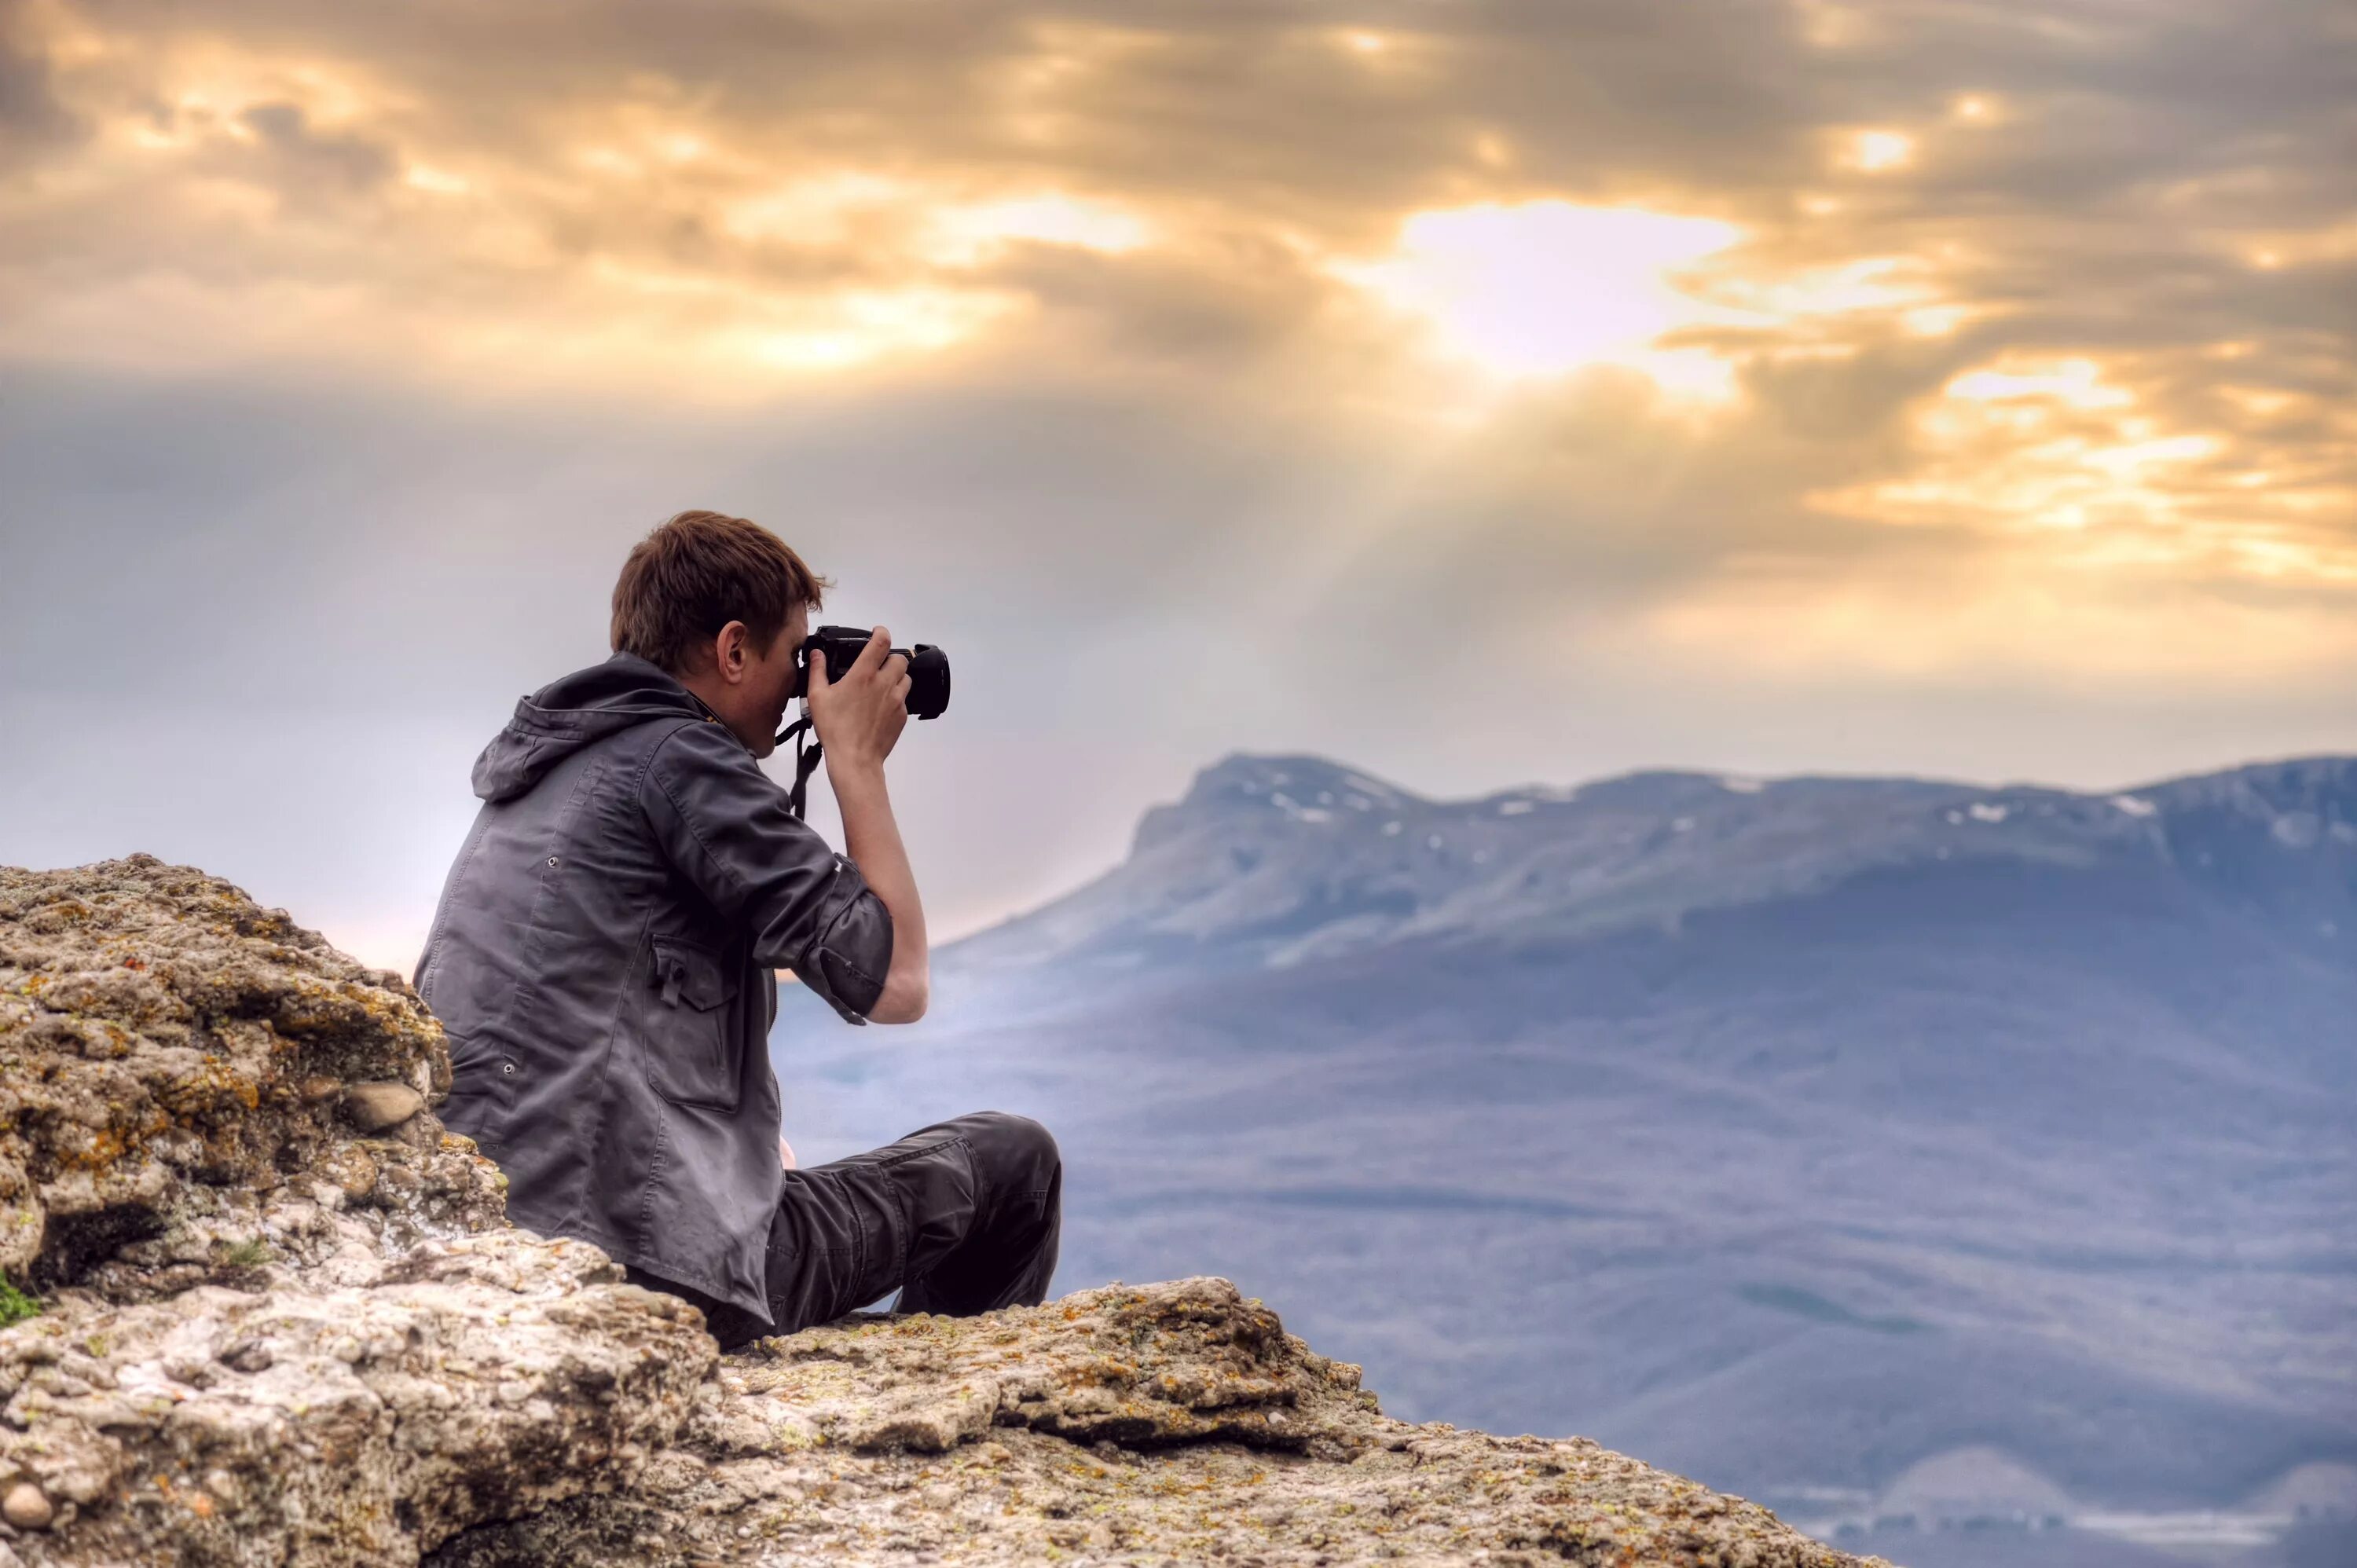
[779,1134,797,1171]
[810,624,930,1024]
[805,626,910,775]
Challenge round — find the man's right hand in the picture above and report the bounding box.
[808,625,931,1024]
[806,626,911,774]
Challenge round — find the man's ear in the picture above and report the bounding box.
[715,620,750,684]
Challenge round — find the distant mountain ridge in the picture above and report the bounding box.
[783,750,2357,1551]
[950,753,2357,977]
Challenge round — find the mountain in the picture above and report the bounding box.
[953,753,2355,982]
[771,753,2357,1552]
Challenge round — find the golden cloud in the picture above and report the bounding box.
[1,0,2348,694]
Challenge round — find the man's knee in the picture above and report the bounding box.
[963,1111,1060,1193]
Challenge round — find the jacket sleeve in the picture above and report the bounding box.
[640,720,895,1024]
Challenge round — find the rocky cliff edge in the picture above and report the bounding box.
[0,856,1882,1567]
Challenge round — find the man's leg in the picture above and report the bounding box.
[892,1111,1062,1318]
[761,1110,1062,1336]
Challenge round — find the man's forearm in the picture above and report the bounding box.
[829,759,929,1022]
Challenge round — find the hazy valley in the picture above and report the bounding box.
[771,753,2357,1566]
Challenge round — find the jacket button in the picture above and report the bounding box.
[501,1059,516,1075]
[547,856,560,869]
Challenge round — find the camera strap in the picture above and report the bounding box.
[776,715,824,821]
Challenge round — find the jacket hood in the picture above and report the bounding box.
[472,653,724,802]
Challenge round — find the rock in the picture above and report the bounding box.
[1,1483,52,1531]
[341,1082,426,1132]
[314,1141,381,1203]
[0,859,1886,1567]
[441,1276,1869,1566]
[0,856,476,1288]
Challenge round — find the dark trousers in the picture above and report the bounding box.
[629,1110,1063,1350]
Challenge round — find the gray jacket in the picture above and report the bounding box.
[416,653,893,1321]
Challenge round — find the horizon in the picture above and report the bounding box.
[1149,743,2357,802]
[10,741,2346,976]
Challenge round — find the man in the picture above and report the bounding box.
[415,509,1061,1348]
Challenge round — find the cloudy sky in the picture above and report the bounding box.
[2,0,2352,969]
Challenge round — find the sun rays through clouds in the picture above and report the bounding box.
[2,0,2350,707]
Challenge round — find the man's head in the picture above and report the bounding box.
[611,510,827,757]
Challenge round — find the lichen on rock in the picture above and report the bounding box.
[0,855,479,1290]
[0,858,1884,1567]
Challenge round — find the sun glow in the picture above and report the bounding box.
[1948,357,2130,409]
[737,288,1015,371]
[1842,129,1916,172]
[1335,201,1745,395]
[925,193,1151,263]
[1802,350,2357,588]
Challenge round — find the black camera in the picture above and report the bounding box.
[797,625,951,720]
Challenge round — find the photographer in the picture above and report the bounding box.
[415,510,1061,1348]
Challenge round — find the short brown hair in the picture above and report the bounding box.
[610,510,827,675]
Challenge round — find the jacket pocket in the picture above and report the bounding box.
[640,938,744,1112]
[438,1031,516,1155]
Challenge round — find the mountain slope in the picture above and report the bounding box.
[949,754,2356,980]
[773,753,2357,1526]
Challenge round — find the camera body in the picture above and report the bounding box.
[797,625,951,720]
